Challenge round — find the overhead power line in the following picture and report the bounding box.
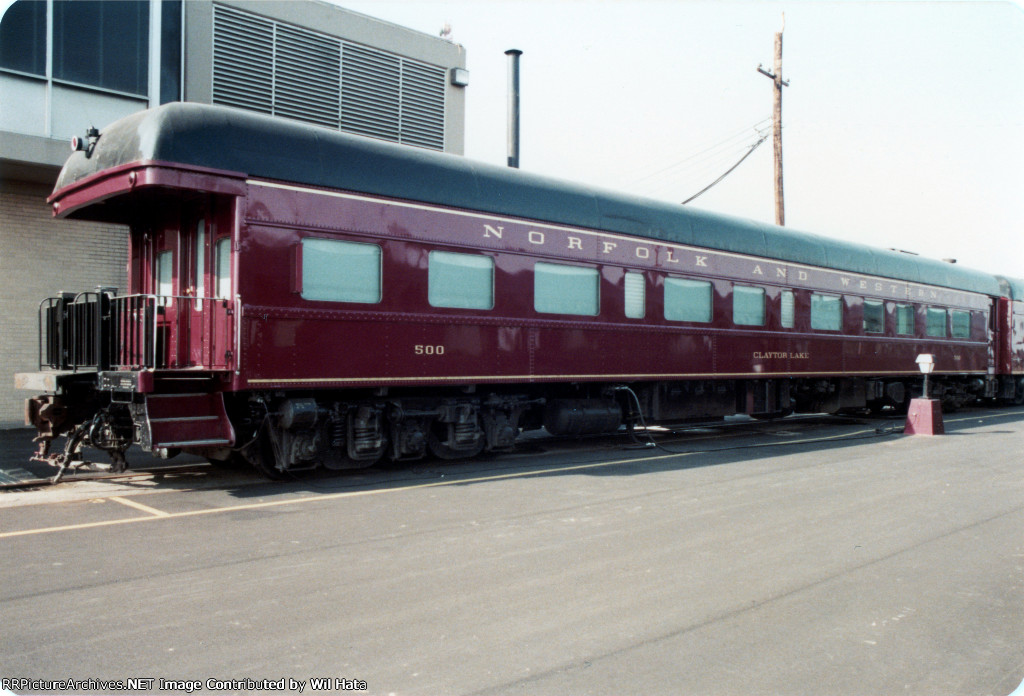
[680,132,769,205]
[638,138,761,200]
[628,116,771,187]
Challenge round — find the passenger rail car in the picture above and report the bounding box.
[17,104,1024,478]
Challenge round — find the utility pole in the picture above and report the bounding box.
[757,19,789,226]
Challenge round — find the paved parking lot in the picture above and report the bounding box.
[2,408,1023,695]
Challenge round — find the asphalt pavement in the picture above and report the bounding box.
[0,427,37,484]
[2,408,1023,696]
[0,426,205,485]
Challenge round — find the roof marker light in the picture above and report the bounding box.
[71,127,101,157]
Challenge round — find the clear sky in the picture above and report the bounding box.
[342,0,1023,280]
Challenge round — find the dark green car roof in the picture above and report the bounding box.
[996,276,1024,300]
[56,102,1004,297]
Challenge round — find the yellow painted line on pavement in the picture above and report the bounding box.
[944,410,1024,425]
[109,496,170,517]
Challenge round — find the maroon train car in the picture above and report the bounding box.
[995,277,1024,382]
[17,104,1024,478]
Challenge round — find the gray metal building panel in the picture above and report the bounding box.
[209,3,452,151]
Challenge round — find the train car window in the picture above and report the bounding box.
[428,251,494,310]
[194,219,205,310]
[301,238,381,304]
[733,286,765,326]
[926,307,948,337]
[624,272,645,319]
[896,304,915,335]
[780,290,795,328]
[157,250,173,303]
[951,310,970,339]
[810,293,842,331]
[664,278,712,323]
[863,300,884,333]
[534,262,599,316]
[215,238,231,299]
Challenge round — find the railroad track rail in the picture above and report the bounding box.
[0,462,214,490]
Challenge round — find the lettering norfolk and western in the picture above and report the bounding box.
[480,223,977,308]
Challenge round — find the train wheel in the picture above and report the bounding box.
[1013,379,1024,406]
[427,430,485,460]
[251,450,290,480]
[244,423,290,480]
[108,449,128,473]
[206,452,250,469]
[892,385,912,415]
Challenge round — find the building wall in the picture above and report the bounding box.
[187,0,467,153]
[1,0,467,425]
[0,182,128,425]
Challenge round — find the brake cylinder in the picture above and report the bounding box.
[543,399,622,437]
[279,398,318,430]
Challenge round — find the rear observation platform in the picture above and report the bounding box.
[16,287,237,482]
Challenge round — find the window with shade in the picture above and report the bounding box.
[301,238,382,304]
[534,263,599,316]
[215,238,231,299]
[428,251,494,310]
[810,293,841,331]
[733,285,765,326]
[664,278,712,323]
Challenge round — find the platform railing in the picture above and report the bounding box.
[109,294,162,369]
[39,292,234,372]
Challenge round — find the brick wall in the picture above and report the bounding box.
[0,182,128,426]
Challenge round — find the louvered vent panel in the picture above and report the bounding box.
[212,5,447,150]
[400,60,445,149]
[275,24,341,128]
[342,44,401,142]
[212,6,274,114]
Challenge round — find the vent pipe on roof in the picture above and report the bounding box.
[505,49,522,168]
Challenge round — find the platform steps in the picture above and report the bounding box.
[144,392,235,449]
